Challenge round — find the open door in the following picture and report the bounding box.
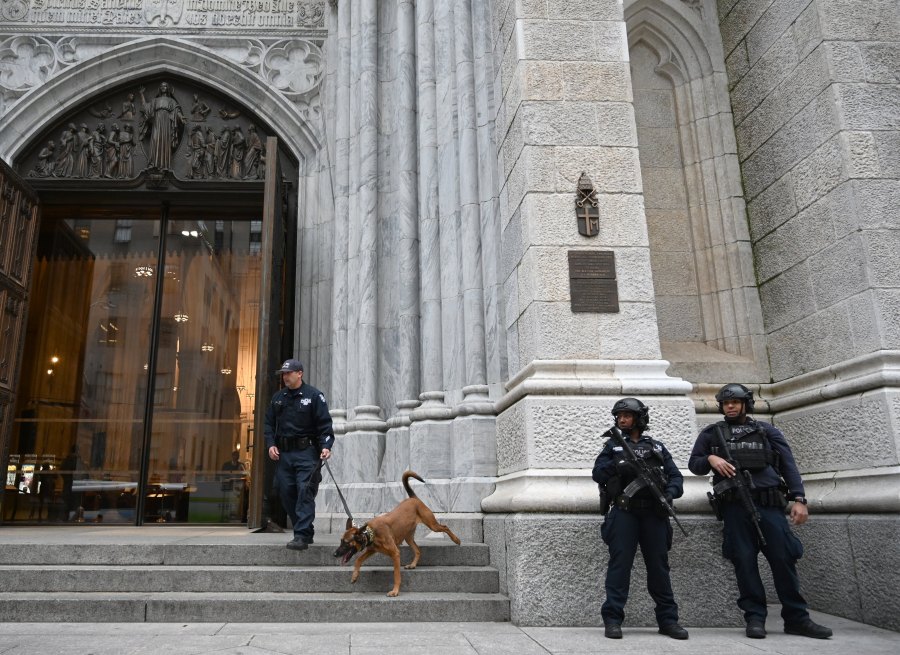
[249,137,286,529]
[0,159,41,523]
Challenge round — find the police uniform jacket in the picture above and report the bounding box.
[688,418,804,500]
[264,382,335,452]
[592,430,684,500]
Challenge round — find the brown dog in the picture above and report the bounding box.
[332,471,461,596]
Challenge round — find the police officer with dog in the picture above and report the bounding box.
[689,384,831,640]
[592,397,689,640]
[264,359,334,551]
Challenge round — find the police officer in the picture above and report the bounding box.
[689,384,831,639]
[592,398,688,640]
[264,359,334,551]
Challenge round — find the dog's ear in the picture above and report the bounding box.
[353,523,368,543]
[345,517,354,530]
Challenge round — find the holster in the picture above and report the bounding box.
[598,485,610,515]
[707,491,723,521]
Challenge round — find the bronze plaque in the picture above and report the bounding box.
[568,250,619,313]
[568,251,615,278]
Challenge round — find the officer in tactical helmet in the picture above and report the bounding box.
[592,398,688,640]
[689,384,832,640]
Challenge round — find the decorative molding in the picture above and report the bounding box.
[0,34,324,126]
[498,359,693,414]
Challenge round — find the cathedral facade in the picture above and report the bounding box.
[0,0,897,629]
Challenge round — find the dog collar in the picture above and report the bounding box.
[363,525,375,548]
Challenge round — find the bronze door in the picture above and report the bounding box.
[0,160,40,524]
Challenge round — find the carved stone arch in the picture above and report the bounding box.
[0,37,320,168]
[626,0,715,79]
[625,0,770,383]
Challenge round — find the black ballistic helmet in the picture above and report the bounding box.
[715,383,755,413]
[611,397,650,431]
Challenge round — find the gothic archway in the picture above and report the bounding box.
[0,52,309,525]
[0,36,321,166]
[625,0,770,383]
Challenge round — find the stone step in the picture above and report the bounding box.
[0,542,489,567]
[0,564,500,593]
[0,592,511,623]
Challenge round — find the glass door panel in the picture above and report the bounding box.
[9,209,158,523]
[145,211,261,523]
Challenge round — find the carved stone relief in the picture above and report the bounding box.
[0,32,325,123]
[21,77,281,182]
[680,0,703,17]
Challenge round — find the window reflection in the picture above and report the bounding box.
[6,208,261,524]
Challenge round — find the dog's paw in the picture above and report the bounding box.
[350,573,359,584]
[403,563,417,570]
[387,590,399,597]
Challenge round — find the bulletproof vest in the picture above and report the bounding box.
[616,438,665,490]
[631,440,664,467]
[712,421,779,472]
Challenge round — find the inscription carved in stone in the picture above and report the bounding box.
[568,250,619,313]
[0,0,327,28]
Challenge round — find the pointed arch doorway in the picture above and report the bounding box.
[0,75,296,526]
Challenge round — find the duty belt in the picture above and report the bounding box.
[277,436,315,452]
[718,485,784,507]
[615,495,657,512]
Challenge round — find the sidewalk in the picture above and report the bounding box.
[0,611,897,655]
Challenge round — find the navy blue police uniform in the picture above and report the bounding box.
[689,418,810,628]
[592,431,684,630]
[264,381,334,544]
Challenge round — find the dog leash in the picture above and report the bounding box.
[324,459,356,524]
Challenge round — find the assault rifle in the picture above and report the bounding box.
[610,427,688,536]
[711,424,767,547]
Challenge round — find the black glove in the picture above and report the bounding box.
[664,493,674,507]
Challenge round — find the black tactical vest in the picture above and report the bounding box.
[711,421,779,472]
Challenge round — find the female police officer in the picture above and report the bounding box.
[592,397,688,640]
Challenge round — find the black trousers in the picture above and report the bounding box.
[600,505,678,626]
[721,501,809,625]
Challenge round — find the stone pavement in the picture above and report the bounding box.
[0,611,897,655]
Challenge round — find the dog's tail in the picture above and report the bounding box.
[402,471,424,498]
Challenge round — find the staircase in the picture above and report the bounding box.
[0,528,510,622]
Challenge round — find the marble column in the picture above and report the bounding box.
[434,0,465,396]
[354,0,382,423]
[397,0,420,407]
[454,0,489,410]
[473,0,505,389]
[380,0,424,493]
[330,0,351,414]
[414,0,444,399]
[346,0,362,412]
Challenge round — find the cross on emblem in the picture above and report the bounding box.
[575,172,600,237]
